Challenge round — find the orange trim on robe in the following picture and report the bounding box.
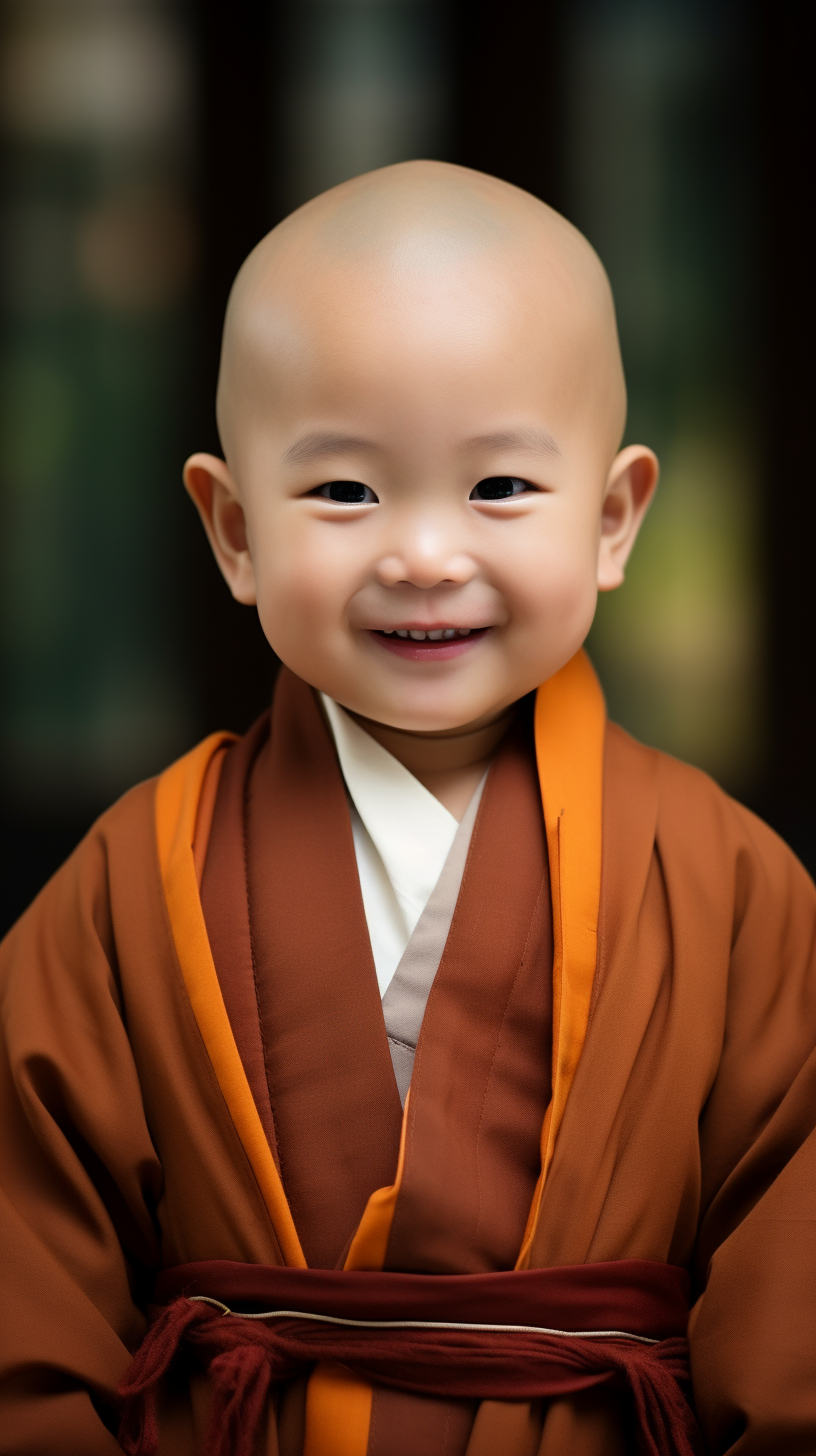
[518,648,605,1266]
[303,1366,373,1456]
[154,732,306,1270]
[342,1090,411,1273]
[301,1098,412,1455]
[154,648,605,1451]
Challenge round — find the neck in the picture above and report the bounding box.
[348,705,518,820]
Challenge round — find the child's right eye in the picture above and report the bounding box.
[311,480,379,504]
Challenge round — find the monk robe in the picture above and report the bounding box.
[2,654,816,1454]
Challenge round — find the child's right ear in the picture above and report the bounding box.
[183,453,257,605]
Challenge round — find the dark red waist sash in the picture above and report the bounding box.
[118,1259,701,1456]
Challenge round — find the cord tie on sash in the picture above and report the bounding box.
[118,1266,703,1456]
[119,1300,280,1456]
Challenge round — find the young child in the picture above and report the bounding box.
[1,161,815,1456]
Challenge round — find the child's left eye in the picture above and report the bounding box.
[469,476,531,500]
[312,480,379,504]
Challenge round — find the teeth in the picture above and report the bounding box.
[382,627,480,639]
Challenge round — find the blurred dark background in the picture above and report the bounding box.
[1,0,813,933]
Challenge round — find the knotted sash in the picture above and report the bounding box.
[118,1259,701,1456]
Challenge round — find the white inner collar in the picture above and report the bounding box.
[320,694,459,939]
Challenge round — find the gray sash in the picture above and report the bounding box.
[381,776,486,1104]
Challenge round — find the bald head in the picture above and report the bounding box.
[216,161,626,464]
[186,162,657,737]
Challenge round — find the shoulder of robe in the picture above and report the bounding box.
[605,718,816,917]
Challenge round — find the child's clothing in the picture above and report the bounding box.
[321,691,486,1095]
[1,656,815,1454]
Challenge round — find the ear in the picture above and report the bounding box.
[596,444,659,592]
[183,452,257,605]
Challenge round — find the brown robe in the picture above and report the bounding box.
[1,666,816,1454]
[199,676,552,1452]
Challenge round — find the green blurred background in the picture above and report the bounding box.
[1,0,813,931]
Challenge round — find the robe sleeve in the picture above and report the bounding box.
[0,816,163,1453]
[690,803,816,1454]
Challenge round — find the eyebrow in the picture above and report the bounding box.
[466,427,561,457]
[282,424,562,467]
[282,431,380,465]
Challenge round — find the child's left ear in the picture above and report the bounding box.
[597,444,660,591]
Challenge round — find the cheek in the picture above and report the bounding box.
[250,516,360,650]
[497,509,599,633]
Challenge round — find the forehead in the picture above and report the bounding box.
[218,207,625,466]
[244,248,592,401]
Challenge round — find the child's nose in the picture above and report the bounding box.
[374,517,476,590]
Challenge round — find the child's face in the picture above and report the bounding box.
[187,204,657,732]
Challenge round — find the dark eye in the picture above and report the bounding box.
[313,480,378,504]
[469,476,530,501]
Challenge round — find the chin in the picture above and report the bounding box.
[372,694,491,734]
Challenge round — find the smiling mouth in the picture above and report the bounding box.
[370,626,489,659]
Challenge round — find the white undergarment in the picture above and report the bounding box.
[320,695,462,997]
